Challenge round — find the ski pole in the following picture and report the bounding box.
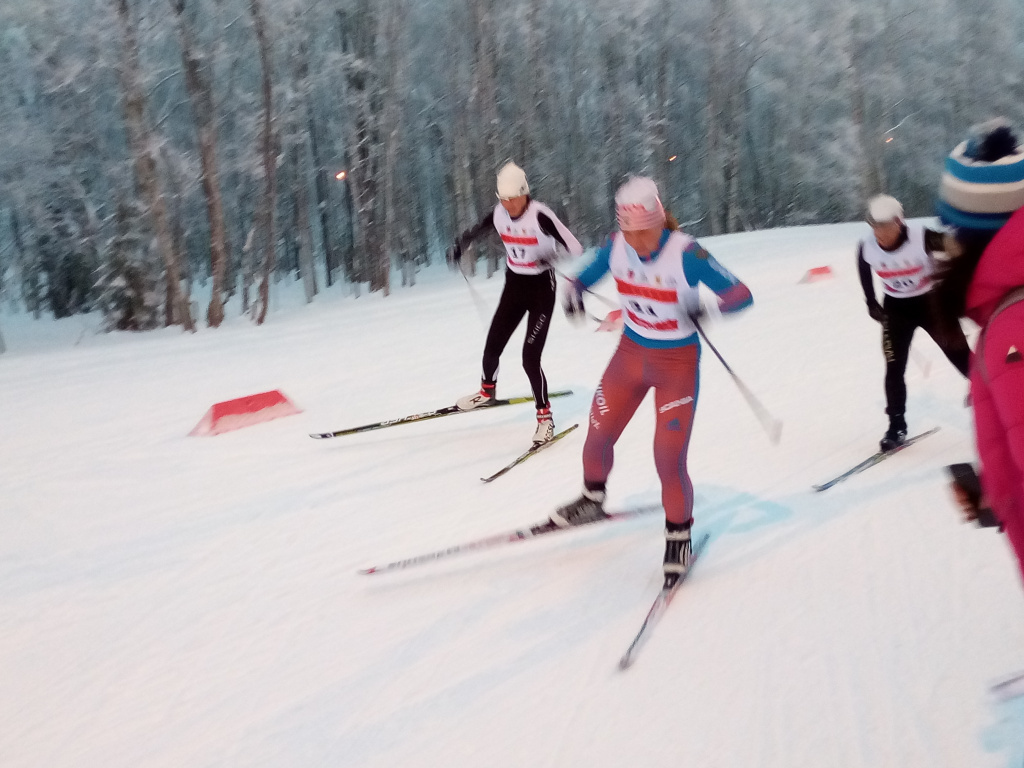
[562,266,781,444]
[460,264,491,329]
[553,267,619,309]
[692,317,783,445]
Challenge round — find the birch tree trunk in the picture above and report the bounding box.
[448,8,478,278]
[381,0,410,292]
[338,1,388,295]
[169,0,229,327]
[306,99,338,287]
[451,104,478,277]
[287,26,317,303]
[842,9,886,202]
[724,82,750,233]
[159,145,192,304]
[249,0,277,325]
[519,0,542,164]
[111,0,194,331]
[703,0,758,233]
[468,0,500,277]
[652,0,672,192]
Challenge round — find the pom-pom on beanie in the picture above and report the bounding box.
[937,118,1024,231]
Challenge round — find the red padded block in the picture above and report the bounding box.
[799,265,834,283]
[189,390,301,436]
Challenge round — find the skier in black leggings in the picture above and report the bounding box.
[858,194,970,450]
[447,162,583,445]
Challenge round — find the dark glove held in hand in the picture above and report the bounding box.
[446,242,462,267]
[563,289,585,322]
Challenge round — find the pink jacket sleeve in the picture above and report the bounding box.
[973,303,1024,582]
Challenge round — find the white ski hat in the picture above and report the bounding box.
[496,162,529,199]
[615,176,666,231]
[866,194,904,225]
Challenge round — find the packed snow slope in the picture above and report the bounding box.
[2,222,1023,768]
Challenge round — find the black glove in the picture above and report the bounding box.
[687,297,709,324]
[867,303,885,323]
[562,286,586,324]
[947,462,1004,530]
[446,242,462,267]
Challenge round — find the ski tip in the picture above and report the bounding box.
[310,433,331,439]
[618,655,634,671]
[358,567,377,575]
[769,420,783,445]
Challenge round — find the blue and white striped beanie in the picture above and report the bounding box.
[937,118,1024,230]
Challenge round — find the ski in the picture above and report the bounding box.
[618,533,710,670]
[358,504,660,575]
[812,427,941,492]
[990,670,1024,703]
[480,424,580,483]
[310,390,573,439]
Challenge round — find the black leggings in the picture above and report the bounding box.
[482,269,556,408]
[882,293,970,418]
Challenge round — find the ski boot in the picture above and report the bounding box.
[457,381,496,411]
[880,415,907,452]
[532,406,554,445]
[663,520,693,588]
[550,487,608,528]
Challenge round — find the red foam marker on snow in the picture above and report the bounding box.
[799,266,834,283]
[189,390,302,436]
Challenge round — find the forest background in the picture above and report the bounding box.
[0,0,1020,332]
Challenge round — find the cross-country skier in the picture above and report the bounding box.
[447,162,583,445]
[551,177,753,583]
[858,194,970,450]
[931,119,1024,589]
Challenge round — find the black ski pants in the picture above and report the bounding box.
[482,269,556,409]
[881,293,970,420]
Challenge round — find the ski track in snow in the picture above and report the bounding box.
[2,222,1024,767]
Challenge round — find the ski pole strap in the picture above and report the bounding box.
[976,285,1024,385]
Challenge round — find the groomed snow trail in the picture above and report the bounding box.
[1,222,1023,768]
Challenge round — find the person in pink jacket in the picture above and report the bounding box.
[933,119,1024,586]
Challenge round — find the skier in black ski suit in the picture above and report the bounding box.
[858,194,970,450]
[447,162,583,445]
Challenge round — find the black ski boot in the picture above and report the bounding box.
[880,415,908,452]
[663,520,693,588]
[550,487,608,528]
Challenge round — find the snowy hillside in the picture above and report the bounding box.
[1,222,1023,768]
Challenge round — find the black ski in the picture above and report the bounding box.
[812,427,940,492]
[310,390,573,439]
[358,503,660,575]
[618,533,711,670]
[480,424,579,483]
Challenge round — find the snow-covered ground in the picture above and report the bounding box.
[2,222,1023,768]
